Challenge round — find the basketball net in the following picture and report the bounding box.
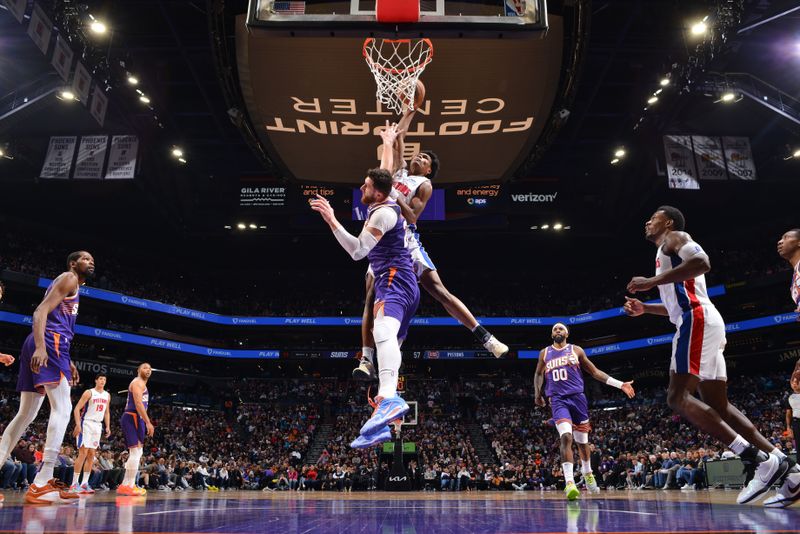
[363,38,433,115]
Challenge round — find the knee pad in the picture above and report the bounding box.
[372,316,400,344]
[573,430,589,444]
[556,421,573,437]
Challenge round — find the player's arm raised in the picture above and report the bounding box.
[131,380,154,437]
[533,349,547,407]
[72,389,91,438]
[627,231,710,293]
[576,346,635,398]
[30,272,77,373]
[310,195,390,261]
[393,107,417,174]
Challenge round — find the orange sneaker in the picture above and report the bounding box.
[25,480,78,504]
[117,485,147,496]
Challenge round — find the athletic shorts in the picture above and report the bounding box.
[16,332,73,394]
[77,420,102,450]
[120,412,146,449]
[550,392,591,433]
[373,266,420,342]
[367,227,436,281]
[670,305,727,381]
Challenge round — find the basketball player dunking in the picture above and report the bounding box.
[311,131,419,448]
[0,251,93,504]
[117,363,154,496]
[70,373,111,494]
[0,282,16,367]
[625,206,799,507]
[352,98,508,381]
[534,323,635,500]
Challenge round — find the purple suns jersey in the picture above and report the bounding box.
[124,383,149,413]
[366,201,415,280]
[44,278,80,342]
[543,344,584,398]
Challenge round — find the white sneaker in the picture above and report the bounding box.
[484,336,509,358]
[737,455,790,504]
[763,470,800,508]
[681,484,695,491]
[352,359,377,380]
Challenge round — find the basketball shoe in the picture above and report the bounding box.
[25,479,79,504]
[117,485,147,496]
[351,426,392,448]
[763,470,800,508]
[352,358,377,380]
[360,396,409,436]
[584,473,600,493]
[79,482,95,495]
[564,481,580,501]
[737,453,790,504]
[484,336,509,358]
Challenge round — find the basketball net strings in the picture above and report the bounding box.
[364,39,432,115]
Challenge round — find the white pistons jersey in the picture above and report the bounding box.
[655,244,716,325]
[392,168,430,209]
[82,389,110,423]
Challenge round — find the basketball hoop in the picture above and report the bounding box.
[363,38,433,115]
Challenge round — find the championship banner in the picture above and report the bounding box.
[663,135,699,190]
[51,35,74,82]
[72,62,92,105]
[722,136,757,180]
[27,3,53,55]
[105,135,138,179]
[40,136,76,179]
[90,85,108,127]
[73,135,108,179]
[691,136,727,181]
[5,0,27,22]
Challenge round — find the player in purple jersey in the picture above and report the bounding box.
[118,363,154,496]
[534,323,634,500]
[311,134,419,448]
[0,283,15,368]
[0,251,93,504]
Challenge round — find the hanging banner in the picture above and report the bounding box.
[691,136,727,181]
[51,35,74,82]
[722,136,757,180]
[27,3,53,55]
[5,0,27,22]
[40,136,77,179]
[73,135,108,179]
[105,136,138,179]
[663,135,699,190]
[72,62,92,105]
[90,85,108,127]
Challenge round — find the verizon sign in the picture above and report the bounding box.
[510,192,558,203]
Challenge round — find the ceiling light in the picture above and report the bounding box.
[647,96,658,104]
[139,95,150,104]
[614,148,626,158]
[224,225,232,230]
[237,223,246,230]
[794,149,800,159]
[529,226,538,230]
[611,158,620,165]
[127,75,138,86]
[654,89,663,95]
[564,226,571,230]
[248,223,257,229]
[720,92,736,102]
[171,148,183,158]
[690,20,707,35]
[541,224,550,230]
[58,90,75,101]
[178,157,187,164]
[0,149,4,158]
[553,223,563,230]
[259,225,267,229]
[659,78,670,87]
[89,20,107,34]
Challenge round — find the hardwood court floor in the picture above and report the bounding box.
[0,488,798,533]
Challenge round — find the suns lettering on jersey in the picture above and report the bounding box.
[545,353,579,372]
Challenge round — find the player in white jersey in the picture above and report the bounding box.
[353,103,509,380]
[70,373,111,494]
[624,206,797,507]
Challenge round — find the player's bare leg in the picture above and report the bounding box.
[419,269,508,357]
[353,273,378,380]
[556,426,580,501]
[576,441,599,493]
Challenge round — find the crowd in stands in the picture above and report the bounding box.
[0,369,795,494]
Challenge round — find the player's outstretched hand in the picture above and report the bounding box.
[626,276,654,293]
[379,120,404,147]
[621,381,635,398]
[310,194,336,225]
[623,297,645,317]
[0,353,14,366]
[535,396,546,408]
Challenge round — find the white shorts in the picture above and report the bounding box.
[77,420,102,450]
[670,305,727,381]
[366,229,436,280]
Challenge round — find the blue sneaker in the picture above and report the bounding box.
[350,426,392,449]
[360,396,409,436]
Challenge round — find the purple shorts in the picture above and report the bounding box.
[374,267,420,341]
[120,412,146,448]
[550,392,591,431]
[16,332,72,394]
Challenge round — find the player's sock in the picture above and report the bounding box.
[471,324,492,344]
[772,448,798,471]
[729,435,753,455]
[33,378,71,487]
[72,471,81,486]
[563,462,574,484]
[581,460,592,475]
[361,346,375,364]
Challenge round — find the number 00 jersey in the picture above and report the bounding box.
[543,344,584,398]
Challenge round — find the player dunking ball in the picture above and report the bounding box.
[117,363,154,496]
[0,282,16,368]
[0,251,94,504]
[353,91,508,381]
[534,323,635,500]
[625,206,798,507]
[70,373,110,494]
[311,149,419,448]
